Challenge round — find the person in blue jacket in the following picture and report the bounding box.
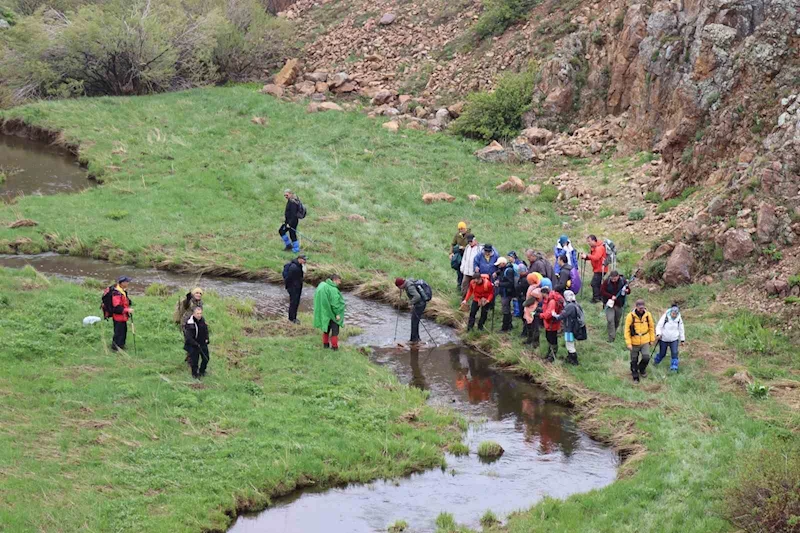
[554,235,578,275]
[473,243,499,277]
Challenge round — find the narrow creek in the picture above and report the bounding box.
[0,134,93,199]
[0,253,618,532]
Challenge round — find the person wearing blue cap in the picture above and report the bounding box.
[554,235,577,275]
[109,276,133,351]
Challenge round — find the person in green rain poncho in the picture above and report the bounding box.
[313,274,346,350]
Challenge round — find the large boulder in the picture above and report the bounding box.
[296,80,316,96]
[663,243,694,286]
[435,108,451,126]
[382,121,399,132]
[275,58,301,86]
[510,137,536,162]
[521,127,554,145]
[496,176,525,193]
[0,19,11,30]
[475,141,508,162]
[756,203,779,244]
[723,228,755,262]
[765,279,789,296]
[305,71,329,83]
[318,102,343,112]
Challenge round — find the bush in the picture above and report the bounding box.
[644,259,666,282]
[450,68,537,141]
[644,191,662,203]
[536,184,559,203]
[657,198,682,213]
[435,512,458,532]
[628,208,645,221]
[746,382,770,399]
[726,443,800,532]
[477,440,504,458]
[388,520,408,533]
[448,442,469,456]
[472,0,540,39]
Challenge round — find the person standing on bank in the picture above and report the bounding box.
[183,307,210,379]
[279,189,302,253]
[463,273,495,332]
[600,270,629,342]
[551,290,583,365]
[654,304,686,372]
[396,277,429,344]
[581,235,607,303]
[494,256,516,332]
[313,274,345,350]
[110,276,133,352]
[624,299,656,382]
[459,234,480,297]
[283,254,307,324]
[450,222,470,289]
[173,287,204,326]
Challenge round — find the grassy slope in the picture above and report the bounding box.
[0,267,462,532]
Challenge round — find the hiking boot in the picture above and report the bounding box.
[632,374,640,383]
[323,343,330,349]
[283,245,293,251]
[331,346,339,351]
[290,319,301,325]
[545,353,555,363]
[566,352,579,366]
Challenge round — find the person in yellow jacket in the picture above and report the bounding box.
[624,299,656,383]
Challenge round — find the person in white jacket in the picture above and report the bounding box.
[459,234,480,297]
[654,304,686,372]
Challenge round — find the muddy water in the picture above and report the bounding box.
[0,134,91,199]
[0,253,618,531]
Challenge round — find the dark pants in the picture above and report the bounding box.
[545,330,558,351]
[591,272,603,301]
[326,321,340,337]
[279,223,297,242]
[526,316,541,346]
[630,344,651,378]
[456,269,464,289]
[467,300,494,331]
[188,345,209,377]
[411,303,427,342]
[287,286,302,321]
[112,320,127,350]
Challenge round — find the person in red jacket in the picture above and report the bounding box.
[462,274,495,332]
[541,286,565,362]
[111,276,134,351]
[581,234,607,303]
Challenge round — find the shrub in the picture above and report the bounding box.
[477,441,504,458]
[388,520,409,532]
[448,442,469,456]
[628,208,645,221]
[761,244,783,263]
[725,443,800,532]
[536,184,559,203]
[746,382,769,399]
[591,29,605,46]
[644,191,662,203]
[472,0,540,39]
[105,210,129,221]
[450,67,537,141]
[785,296,800,305]
[435,512,457,532]
[644,259,666,282]
[788,274,800,288]
[657,198,682,213]
[0,170,6,184]
[480,510,500,527]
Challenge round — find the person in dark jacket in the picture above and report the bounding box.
[600,270,629,342]
[279,189,302,253]
[473,243,499,277]
[110,276,133,352]
[554,255,571,294]
[396,277,428,343]
[284,254,307,324]
[183,307,210,379]
[494,257,516,332]
[552,290,582,365]
[526,249,555,282]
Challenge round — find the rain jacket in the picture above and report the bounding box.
[529,255,555,281]
[542,292,565,332]
[554,302,582,334]
[284,198,301,227]
[111,286,132,323]
[473,250,499,276]
[624,310,656,347]
[586,243,607,274]
[464,274,495,304]
[313,279,346,330]
[656,311,685,343]
[497,264,516,298]
[451,230,470,251]
[523,286,543,324]
[553,242,578,274]
[600,276,628,307]
[460,243,481,276]
[183,315,209,348]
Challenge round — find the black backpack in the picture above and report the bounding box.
[100,286,115,319]
[574,304,587,341]
[282,262,292,281]
[295,198,307,219]
[414,279,433,302]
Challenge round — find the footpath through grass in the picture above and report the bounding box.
[0,267,462,532]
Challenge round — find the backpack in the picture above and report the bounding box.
[574,304,588,340]
[603,239,617,270]
[629,313,651,339]
[414,279,433,302]
[282,261,292,281]
[451,245,463,271]
[100,286,115,319]
[569,267,582,294]
[295,198,307,219]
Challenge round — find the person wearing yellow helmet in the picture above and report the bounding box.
[450,221,470,289]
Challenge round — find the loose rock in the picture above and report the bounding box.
[274,58,301,86]
[475,141,508,163]
[496,176,525,193]
[422,192,456,204]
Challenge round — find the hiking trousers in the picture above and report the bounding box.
[605,306,623,341]
[630,343,651,377]
[279,223,297,243]
[112,320,127,351]
[456,269,464,290]
[591,272,603,301]
[468,300,493,330]
[460,275,473,297]
[655,340,680,371]
[188,345,209,377]
[411,302,427,342]
[287,286,302,321]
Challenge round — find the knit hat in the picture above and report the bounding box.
[394,277,405,288]
[458,221,467,230]
[540,277,553,290]
[494,257,508,266]
[526,272,542,285]
[192,287,204,296]
[564,290,576,302]
[669,305,680,315]
[559,235,569,245]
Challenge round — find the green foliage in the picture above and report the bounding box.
[785,296,800,305]
[104,209,129,221]
[590,29,605,46]
[722,311,787,356]
[0,170,6,184]
[477,440,504,458]
[612,9,626,32]
[657,198,681,213]
[726,443,800,532]
[450,68,537,141]
[435,512,458,532]
[472,0,541,39]
[746,382,770,399]
[679,186,699,200]
[399,62,434,95]
[788,274,800,288]
[680,145,694,165]
[144,282,171,297]
[480,510,500,527]
[644,259,666,282]
[761,244,783,263]
[388,520,409,532]
[81,277,106,290]
[598,207,614,218]
[536,184,559,203]
[644,191,662,204]
[628,208,645,221]
[0,3,17,24]
[229,297,256,317]
[448,442,470,456]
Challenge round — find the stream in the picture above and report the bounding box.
[0,253,618,532]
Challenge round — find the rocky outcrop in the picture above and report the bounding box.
[722,228,755,262]
[663,243,694,286]
[475,141,508,163]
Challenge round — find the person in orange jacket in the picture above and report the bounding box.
[581,234,607,303]
[110,276,134,351]
[462,274,495,332]
[540,281,565,362]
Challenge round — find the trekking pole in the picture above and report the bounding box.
[491,304,495,333]
[287,226,315,245]
[393,304,400,344]
[416,309,438,346]
[130,315,138,357]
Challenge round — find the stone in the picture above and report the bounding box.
[260,84,284,98]
[310,93,326,102]
[398,95,412,105]
[475,141,508,163]
[296,80,316,96]
[731,371,752,386]
[707,195,726,217]
[318,102,343,112]
[521,127,554,145]
[723,228,755,262]
[524,184,541,196]
[467,194,480,202]
[765,279,789,297]
[332,81,357,94]
[305,71,329,83]
[447,102,465,118]
[756,203,778,244]
[0,19,11,30]
[347,214,367,223]
[590,141,602,154]
[561,145,583,157]
[422,192,456,204]
[663,243,694,286]
[371,89,394,106]
[306,103,320,113]
[435,108,451,125]
[315,82,329,93]
[496,176,526,193]
[379,13,396,25]
[329,72,349,88]
[510,137,536,162]
[274,58,301,86]
[652,241,675,259]
[414,106,428,119]
[738,148,756,164]
[382,121,400,132]
[8,219,38,228]
[405,121,424,131]
[250,116,268,126]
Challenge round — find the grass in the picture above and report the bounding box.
[0,267,462,532]
[477,440,504,458]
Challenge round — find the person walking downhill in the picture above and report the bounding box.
[551,290,583,365]
[283,254,307,324]
[279,189,303,253]
[522,272,544,348]
[183,307,210,379]
[450,222,470,289]
[581,235,607,303]
[462,273,495,332]
[313,274,345,350]
[540,279,565,363]
[554,255,572,294]
[494,257,516,332]
[624,299,656,382]
[395,277,430,344]
[600,270,629,342]
[110,276,133,352]
[459,234,480,297]
[553,235,578,274]
[654,304,686,372]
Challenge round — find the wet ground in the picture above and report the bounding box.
[0,134,92,199]
[0,253,618,532]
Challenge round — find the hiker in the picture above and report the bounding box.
[313,274,345,350]
[459,234,480,297]
[450,222,470,289]
[553,235,578,274]
[554,255,572,294]
[462,273,495,332]
[494,257,516,332]
[474,243,499,278]
[395,277,430,344]
[540,279,565,362]
[183,306,210,378]
[517,266,532,337]
[522,272,544,347]
[600,270,629,342]
[513,260,528,321]
[581,235,607,303]
[551,290,583,365]
[283,254,307,324]
[655,304,686,372]
[110,276,133,352]
[173,287,203,326]
[279,189,302,253]
[527,249,554,281]
[624,299,656,382]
